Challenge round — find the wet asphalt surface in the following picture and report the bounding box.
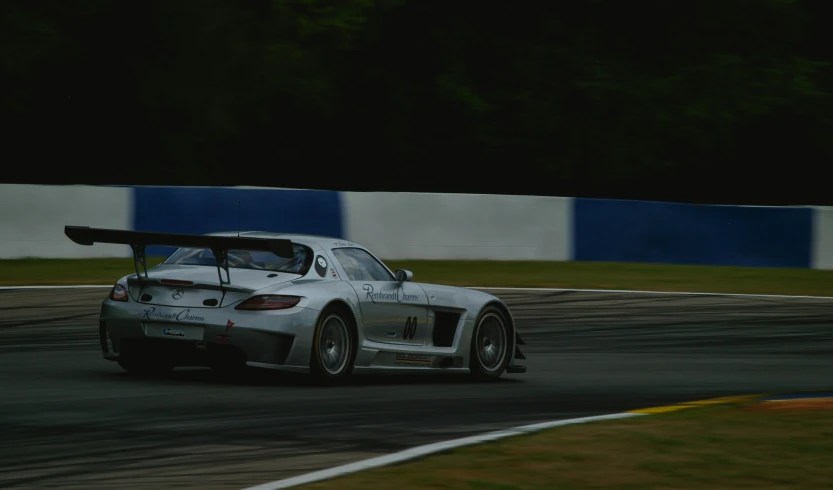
[1,288,832,489]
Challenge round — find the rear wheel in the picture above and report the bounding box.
[469,306,510,381]
[309,305,356,384]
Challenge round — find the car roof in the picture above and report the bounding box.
[205,231,367,251]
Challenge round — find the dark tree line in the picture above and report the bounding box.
[2,0,831,205]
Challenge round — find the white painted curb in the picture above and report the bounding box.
[240,412,644,490]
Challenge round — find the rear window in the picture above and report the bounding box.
[163,243,313,274]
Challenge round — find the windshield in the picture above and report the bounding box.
[163,243,313,274]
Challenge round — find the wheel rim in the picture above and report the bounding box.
[318,315,350,375]
[475,312,507,372]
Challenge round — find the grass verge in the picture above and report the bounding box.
[299,400,833,489]
[1,258,832,296]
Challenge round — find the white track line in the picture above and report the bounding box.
[469,287,833,300]
[240,412,644,490]
[2,284,832,299]
[0,285,111,290]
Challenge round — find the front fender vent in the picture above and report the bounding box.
[432,311,461,347]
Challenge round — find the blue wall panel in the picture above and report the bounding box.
[573,198,813,268]
[132,187,343,256]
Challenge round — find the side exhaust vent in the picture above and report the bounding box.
[432,311,461,347]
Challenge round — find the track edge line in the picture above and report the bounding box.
[243,392,768,490]
[2,285,832,300]
[468,287,833,300]
[0,285,111,289]
[238,412,644,490]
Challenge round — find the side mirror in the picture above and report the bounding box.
[394,269,413,282]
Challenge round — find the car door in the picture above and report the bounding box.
[330,247,428,346]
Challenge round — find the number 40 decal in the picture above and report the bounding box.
[403,316,418,340]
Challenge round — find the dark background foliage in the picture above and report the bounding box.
[2,0,831,204]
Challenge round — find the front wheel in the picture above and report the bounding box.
[469,306,510,381]
[309,305,356,384]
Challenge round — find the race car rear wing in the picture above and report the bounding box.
[64,226,294,289]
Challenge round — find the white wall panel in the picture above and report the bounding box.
[342,192,573,260]
[812,206,833,270]
[0,184,131,258]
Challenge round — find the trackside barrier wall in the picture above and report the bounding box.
[340,192,572,260]
[573,198,814,268]
[0,184,132,258]
[132,186,343,256]
[812,207,833,270]
[0,184,830,270]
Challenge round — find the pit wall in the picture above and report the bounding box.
[0,184,830,270]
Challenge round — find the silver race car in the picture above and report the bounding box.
[65,226,527,383]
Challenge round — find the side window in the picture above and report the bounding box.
[332,248,394,281]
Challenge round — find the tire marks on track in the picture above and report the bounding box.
[500,290,833,355]
[0,288,832,489]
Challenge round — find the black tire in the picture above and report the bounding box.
[469,305,511,381]
[309,304,357,384]
[118,356,175,377]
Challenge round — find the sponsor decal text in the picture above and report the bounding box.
[142,307,205,323]
[363,284,419,304]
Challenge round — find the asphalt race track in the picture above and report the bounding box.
[2,288,833,489]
